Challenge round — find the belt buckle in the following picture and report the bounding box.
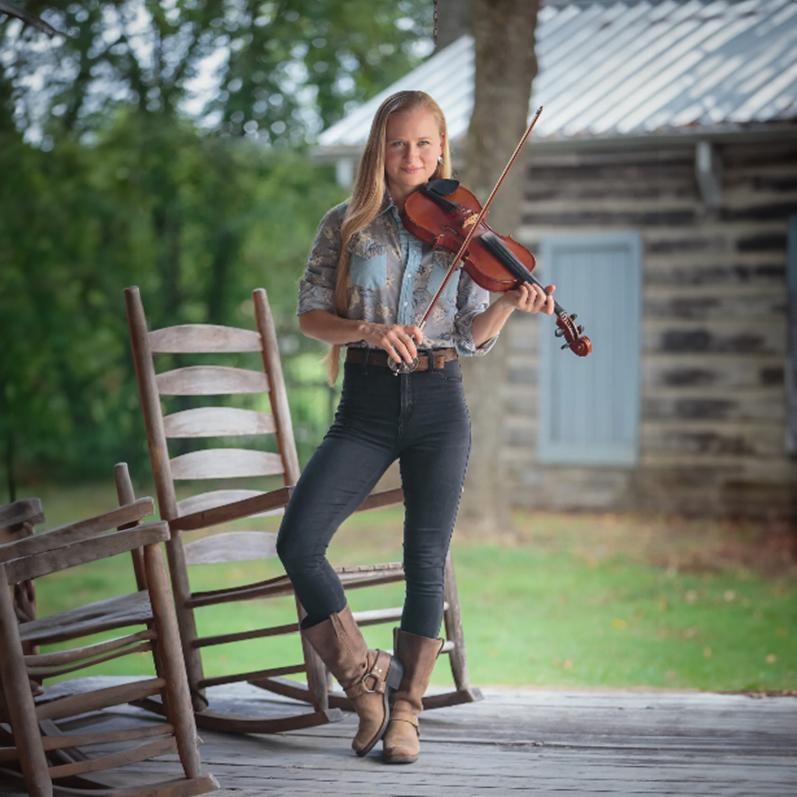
[388,356,419,375]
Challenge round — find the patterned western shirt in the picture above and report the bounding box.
[297,194,496,355]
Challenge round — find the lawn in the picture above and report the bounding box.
[15,481,797,693]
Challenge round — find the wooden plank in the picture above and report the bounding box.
[35,678,165,721]
[4,524,169,583]
[19,591,152,645]
[172,486,292,531]
[0,723,172,759]
[149,323,262,353]
[142,540,203,779]
[356,487,403,511]
[47,736,177,779]
[0,565,52,794]
[643,354,783,390]
[195,620,299,648]
[641,423,786,458]
[156,365,269,395]
[25,630,154,668]
[163,406,275,438]
[176,488,281,518]
[644,292,786,321]
[169,449,284,480]
[183,531,278,564]
[0,499,155,563]
[644,322,786,356]
[254,288,302,484]
[198,664,305,689]
[0,498,43,531]
[643,390,785,423]
[188,573,295,607]
[19,681,793,797]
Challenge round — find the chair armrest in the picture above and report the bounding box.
[356,487,404,512]
[0,521,170,584]
[0,497,44,533]
[170,485,293,532]
[0,498,154,563]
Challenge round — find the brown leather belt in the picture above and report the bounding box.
[346,347,458,372]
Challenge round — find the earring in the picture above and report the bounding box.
[437,155,443,165]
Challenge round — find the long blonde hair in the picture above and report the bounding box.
[324,90,452,384]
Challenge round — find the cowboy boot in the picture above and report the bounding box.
[302,605,403,756]
[382,629,444,764]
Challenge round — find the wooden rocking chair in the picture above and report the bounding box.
[124,285,480,734]
[0,471,218,797]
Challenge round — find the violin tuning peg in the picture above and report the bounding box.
[570,313,578,321]
[577,325,584,333]
[560,342,570,350]
[554,328,565,338]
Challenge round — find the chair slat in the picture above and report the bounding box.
[177,489,272,517]
[36,678,165,721]
[47,736,177,779]
[4,525,169,583]
[25,630,155,667]
[149,324,262,353]
[0,499,155,563]
[184,531,277,565]
[170,448,285,480]
[20,591,152,645]
[156,365,268,395]
[163,407,275,438]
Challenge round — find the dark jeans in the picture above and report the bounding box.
[277,355,471,639]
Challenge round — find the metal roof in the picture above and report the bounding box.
[318,0,797,153]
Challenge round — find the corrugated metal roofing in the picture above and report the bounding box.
[318,0,797,152]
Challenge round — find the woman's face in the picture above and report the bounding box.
[383,107,444,207]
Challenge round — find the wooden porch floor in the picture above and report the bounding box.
[3,681,796,796]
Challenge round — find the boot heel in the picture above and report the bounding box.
[386,656,404,690]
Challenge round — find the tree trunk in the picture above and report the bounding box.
[434,0,472,51]
[459,0,540,533]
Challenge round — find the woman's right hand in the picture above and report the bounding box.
[359,322,425,365]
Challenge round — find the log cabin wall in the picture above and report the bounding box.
[504,137,797,519]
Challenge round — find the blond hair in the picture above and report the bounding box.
[324,90,451,384]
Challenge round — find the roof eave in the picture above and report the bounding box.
[314,121,797,162]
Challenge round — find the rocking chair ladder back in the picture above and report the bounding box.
[124,286,479,732]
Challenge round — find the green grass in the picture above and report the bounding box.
[17,483,797,692]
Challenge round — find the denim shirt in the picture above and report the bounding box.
[297,194,496,355]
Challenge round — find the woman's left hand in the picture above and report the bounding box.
[500,282,556,315]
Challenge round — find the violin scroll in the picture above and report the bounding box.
[554,313,592,357]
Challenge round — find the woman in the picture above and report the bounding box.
[277,90,554,763]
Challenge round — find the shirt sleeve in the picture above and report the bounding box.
[297,203,347,316]
[452,270,498,356]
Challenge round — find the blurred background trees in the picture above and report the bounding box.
[0,0,432,496]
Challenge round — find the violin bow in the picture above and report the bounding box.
[417,105,544,329]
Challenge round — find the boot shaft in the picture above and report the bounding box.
[392,629,445,712]
[301,605,369,690]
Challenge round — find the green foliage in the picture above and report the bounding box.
[0,115,343,486]
[3,1,431,143]
[0,1,431,491]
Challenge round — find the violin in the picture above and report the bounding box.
[403,179,592,357]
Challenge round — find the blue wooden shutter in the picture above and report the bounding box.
[538,232,642,465]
